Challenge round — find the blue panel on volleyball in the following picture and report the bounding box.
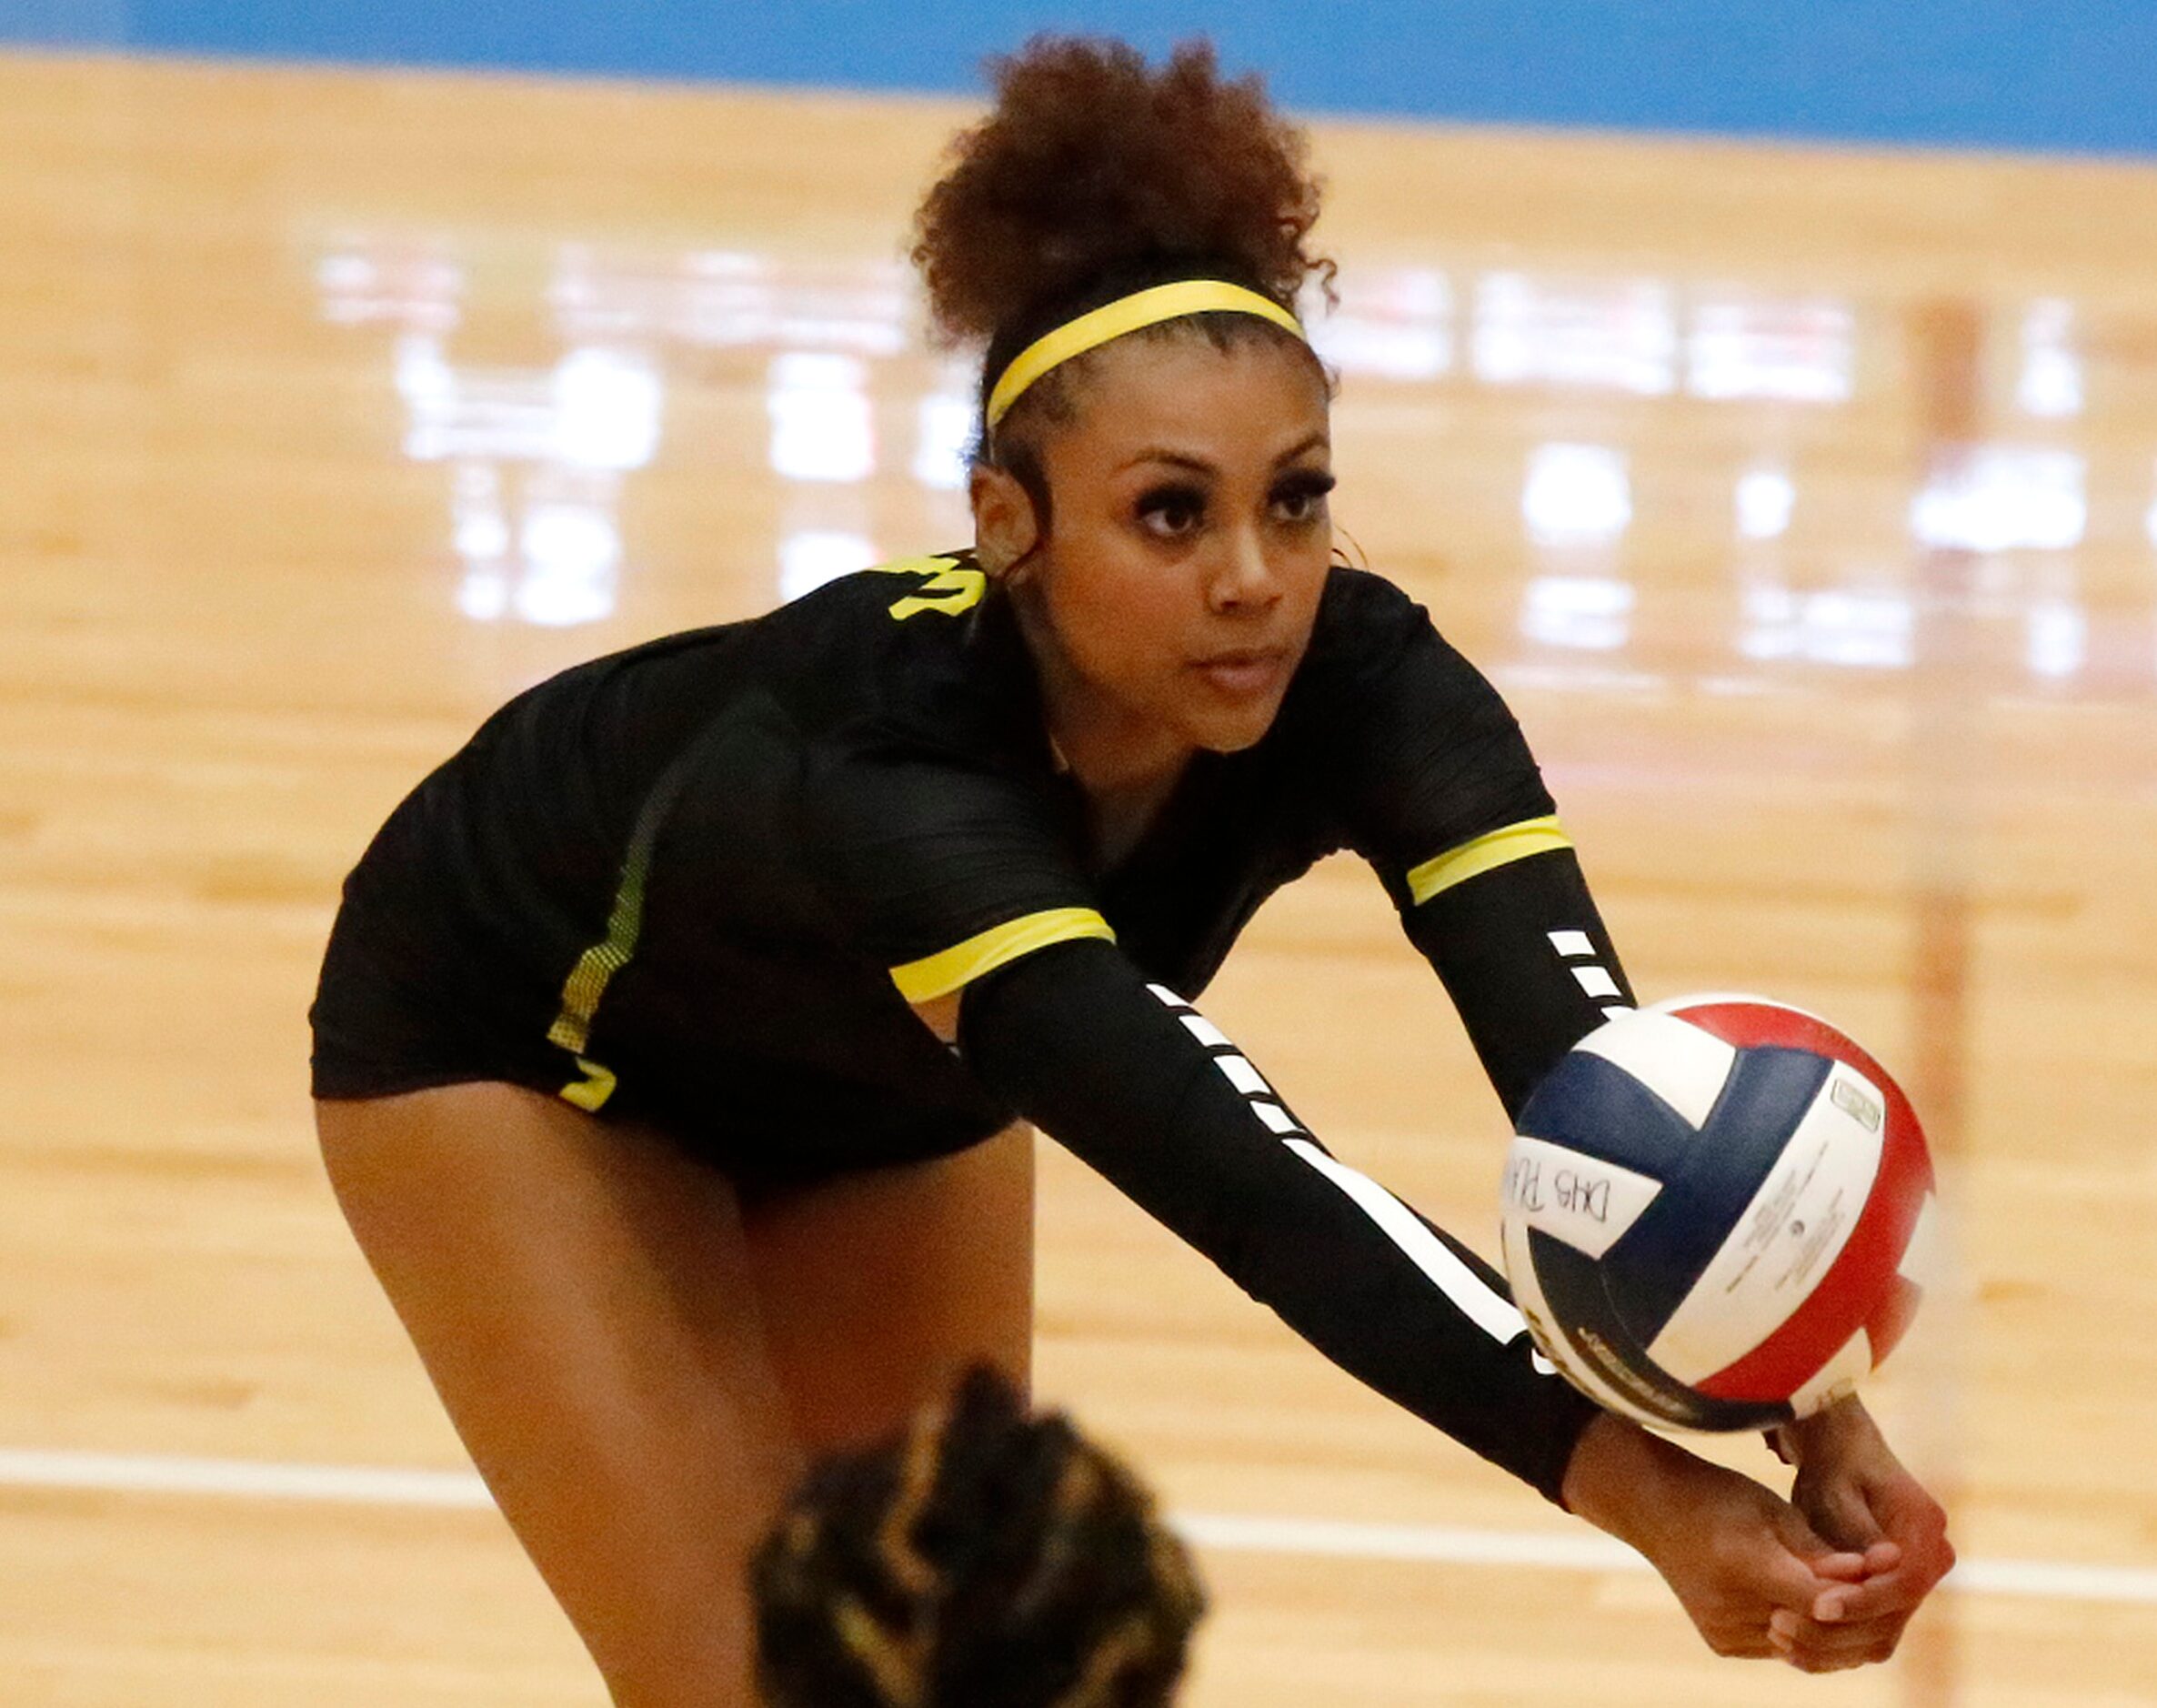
[1601,1046,1832,1338]
[1523,1230,1784,1431]
[1513,1047,1701,1180]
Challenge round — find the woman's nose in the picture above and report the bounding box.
[1209,527,1282,612]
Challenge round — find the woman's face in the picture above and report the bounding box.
[980,331,1334,766]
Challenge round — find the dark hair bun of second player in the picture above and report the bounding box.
[752,1365,1205,1708]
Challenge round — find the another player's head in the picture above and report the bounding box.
[912,36,1338,759]
[752,1366,1206,1708]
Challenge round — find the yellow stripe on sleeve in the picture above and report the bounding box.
[1405,815,1573,907]
[888,907,1116,1004]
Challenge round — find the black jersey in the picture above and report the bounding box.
[314,552,1633,1502]
[315,554,1555,1181]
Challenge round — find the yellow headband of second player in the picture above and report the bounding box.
[984,280,1307,430]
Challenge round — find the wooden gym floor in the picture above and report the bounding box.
[2,48,2153,1707]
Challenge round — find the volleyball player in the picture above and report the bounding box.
[311,36,1952,1704]
[752,1366,1204,1708]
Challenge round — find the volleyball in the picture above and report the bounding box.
[1500,995,1938,1432]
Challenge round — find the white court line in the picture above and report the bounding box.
[0,1448,493,1510]
[5,1446,2154,1609]
[1179,1512,2157,1608]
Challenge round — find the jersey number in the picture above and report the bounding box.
[871,555,988,621]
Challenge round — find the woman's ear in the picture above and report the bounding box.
[969,463,1039,580]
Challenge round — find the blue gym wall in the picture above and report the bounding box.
[5,0,2153,157]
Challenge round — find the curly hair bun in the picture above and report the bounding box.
[911,35,1330,349]
[753,1366,1206,1708]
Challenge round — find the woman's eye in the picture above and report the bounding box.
[1137,487,1207,536]
[1272,472,1336,523]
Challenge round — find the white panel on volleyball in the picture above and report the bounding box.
[1789,1328,1875,1417]
[1500,1134,1663,1259]
[1645,1062,1888,1385]
[1575,1010,1738,1130]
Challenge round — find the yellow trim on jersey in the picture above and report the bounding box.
[889,565,986,621]
[1406,816,1573,907]
[547,785,674,1113]
[865,554,988,621]
[985,282,1307,429]
[559,1059,618,1113]
[889,907,1117,1004]
[866,554,962,578]
[551,930,635,1060]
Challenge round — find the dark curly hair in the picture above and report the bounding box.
[909,35,1335,510]
[752,1367,1206,1708]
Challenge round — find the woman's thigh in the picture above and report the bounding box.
[744,1120,1036,1454]
[317,1082,805,1708]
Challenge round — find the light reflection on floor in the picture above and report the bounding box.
[309,231,2152,708]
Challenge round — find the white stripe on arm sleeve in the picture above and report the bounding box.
[1280,1138,1552,1371]
[958,938,1600,1503]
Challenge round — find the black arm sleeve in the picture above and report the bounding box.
[1295,573,1635,1120]
[1403,848,1637,1122]
[959,936,1604,1505]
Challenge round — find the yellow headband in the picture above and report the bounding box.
[984,280,1306,430]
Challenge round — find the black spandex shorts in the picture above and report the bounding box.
[308,864,1006,1195]
[309,864,576,1110]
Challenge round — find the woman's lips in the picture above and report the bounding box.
[1189,648,1290,698]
